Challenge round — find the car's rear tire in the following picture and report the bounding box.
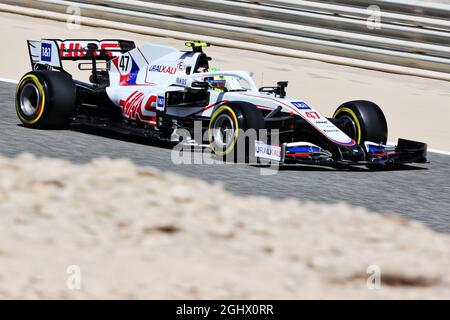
[16,71,76,128]
[208,101,266,163]
[333,100,388,146]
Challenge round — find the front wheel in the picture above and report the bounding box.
[16,71,76,128]
[208,101,266,163]
[333,100,388,146]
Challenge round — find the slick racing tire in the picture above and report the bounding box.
[208,101,266,163]
[333,100,388,145]
[16,71,76,128]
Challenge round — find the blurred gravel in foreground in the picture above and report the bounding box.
[0,154,449,299]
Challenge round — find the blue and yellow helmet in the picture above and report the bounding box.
[205,67,226,90]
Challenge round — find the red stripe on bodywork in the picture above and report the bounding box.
[287,153,311,157]
[144,95,157,112]
[119,90,138,109]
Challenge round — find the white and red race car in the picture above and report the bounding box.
[16,39,427,168]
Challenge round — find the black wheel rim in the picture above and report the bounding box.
[339,114,357,141]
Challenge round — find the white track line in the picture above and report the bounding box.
[388,141,450,156]
[428,148,450,156]
[0,77,18,84]
[1,79,449,156]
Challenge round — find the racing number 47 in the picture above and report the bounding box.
[305,111,320,120]
[119,55,130,72]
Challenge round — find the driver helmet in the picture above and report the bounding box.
[204,67,226,90]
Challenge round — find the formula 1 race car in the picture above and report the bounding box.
[16,39,427,168]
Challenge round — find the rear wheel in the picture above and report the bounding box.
[333,100,388,146]
[208,101,265,163]
[16,71,76,128]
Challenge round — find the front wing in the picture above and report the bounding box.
[257,139,427,167]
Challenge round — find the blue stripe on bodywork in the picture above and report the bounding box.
[287,146,321,153]
[127,58,140,85]
[368,146,383,152]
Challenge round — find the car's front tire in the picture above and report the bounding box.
[208,101,266,163]
[16,71,76,129]
[333,100,388,146]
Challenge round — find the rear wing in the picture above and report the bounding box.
[27,39,135,71]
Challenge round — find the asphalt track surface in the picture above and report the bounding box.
[1,81,449,233]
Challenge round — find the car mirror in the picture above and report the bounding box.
[191,81,209,90]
